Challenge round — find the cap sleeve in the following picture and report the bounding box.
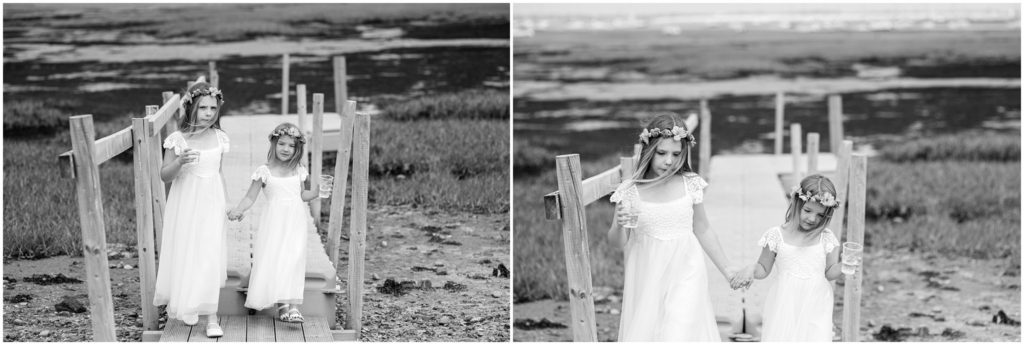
[251,165,270,183]
[821,229,840,254]
[684,172,709,204]
[162,131,187,155]
[609,180,638,205]
[758,227,782,253]
[216,129,230,153]
[298,166,309,182]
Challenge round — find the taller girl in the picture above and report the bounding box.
[608,112,739,341]
[154,81,229,338]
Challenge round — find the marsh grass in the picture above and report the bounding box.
[381,90,509,121]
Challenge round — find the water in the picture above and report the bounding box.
[514,88,1020,163]
[841,255,862,275]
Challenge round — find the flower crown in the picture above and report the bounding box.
[181,87,223,107]
[791,186,840,207]
[270,126,306,144]
[639,125,696,146]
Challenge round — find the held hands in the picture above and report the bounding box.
[729,265,755,290]
[226,209,244,222]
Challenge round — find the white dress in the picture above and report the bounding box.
[610,173,721,341]
[244,165,310,310]
[758,226,840,341]
[154,130,230,320]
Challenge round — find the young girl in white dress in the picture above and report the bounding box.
[154,82,229,337]
[227,123,320,323]
[608,112,741,341]
[734,174,857,341]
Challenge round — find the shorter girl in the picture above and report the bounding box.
[733,174,858,341]
[227,123,319,323]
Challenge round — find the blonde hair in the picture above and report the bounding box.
[629,112,696,185]
[266,123,305,171]
[785,174,839,231]
[179,82,224,134]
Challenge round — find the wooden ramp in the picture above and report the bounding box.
[702,153,837,334]
[150,114,356,342]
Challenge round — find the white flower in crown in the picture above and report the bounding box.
[671,125,688,141]
[639,128,652,145]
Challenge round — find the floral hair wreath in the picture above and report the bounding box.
[180,87,224,108]
[790,186,840,207]
[639,125,696,146]
[269,126,306,144]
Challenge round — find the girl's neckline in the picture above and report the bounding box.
[634,175,692,204]
[266,165,299,178]
[181,129,221,151]
[777,226,823,248]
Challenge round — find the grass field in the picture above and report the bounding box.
[512,132,1020,302]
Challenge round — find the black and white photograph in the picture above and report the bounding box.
[3,3,510,342]
[512,3,1020,342]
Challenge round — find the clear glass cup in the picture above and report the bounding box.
[318,175,334,198]
[618,201,640,230]
[841,242,863,275]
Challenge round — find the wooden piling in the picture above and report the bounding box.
[841,154,867,341]
[807,133,819,175]
[327,101,356,270]
[829,94,844,153]
[131,117,158,331]
[790,123,802,183]
[282,54,290,115]
[775,92,785,155]
[698,100,711,177]
[333,56,348,115]
[554,154,598,341]
[346,112,371,333]
[310,94,324,227]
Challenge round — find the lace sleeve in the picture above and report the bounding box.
[251,165,270,183]
[609,180,638,204]
[215,129,230,153]
[821,229,840,254]
[757,227,782,253]
[162,131,187,155]
[297,166,309,182]
[684,173,709,204]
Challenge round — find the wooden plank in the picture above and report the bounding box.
[297,84,309,167]
[775,92,785,155]
[188,320,217,342]
[346,113,371,333]
[209,61,219,89]
[327,101,356,269]
[56,126,133,179]
[69,115,117,341]
[246,316,276,342]
[579,165,621,207]
[282,54,290,115]
[146,106,166,255]
[218,315,246,342]
[144,94,182,138]
[829,94,843,153]
[543,191,561,220]
[554,154,598,341]
[333,56,347,114]
[160,319,192,342]
[331,329,358,341]
[303,317,334,342]
[311,94,325,228]
[790,123,802,183]
[698,99,711,177]
[132,118,159,331]
[807,132,819,175]
[831,141,853,240]
[275,318,305,342]
[842,154,867,342]
[142,331,162,342]
[59,150,76,179]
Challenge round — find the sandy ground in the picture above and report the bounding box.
[512,248,1021,342]
[3,204,510,342]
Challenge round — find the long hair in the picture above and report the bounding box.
[629,112,696,185]
[266,123,305,171]
[785,174,839,231]
[179,81,224,134]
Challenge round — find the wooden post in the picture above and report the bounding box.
[698,100,711,177]
[829,94,843,153]
[333,56,347,115]
[209,61,219,89]
[346,112,371,333]
[830,140,853,240]
[327,101,356,269]
[310,94,324,225]
[68,115,117,341]
[131,117,159,331]
[807,133,819,175]
[841,154,867,342]
[775,92,785,155]
[161,91,178,196]
[282,54,290,116]
[146,105,166,252]
[790,123,802,183]
[297,84,309,167]
[554,154,598,341]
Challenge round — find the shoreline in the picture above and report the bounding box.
[515,77,1021,102]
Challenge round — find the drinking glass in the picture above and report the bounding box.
[318,175,334,198]
[841,242,863,275]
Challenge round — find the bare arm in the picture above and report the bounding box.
[692,203,737,280]
[228,180,263,219]
[606,204,629,250]
[753,245,777,279]
[824,245,842,281]
[300,177,319,202]
[160,148,196,182]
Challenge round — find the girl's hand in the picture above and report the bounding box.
[227,209,243,221]
[614,203,633,227]
[730,265,755,290]
[178,148,200,164]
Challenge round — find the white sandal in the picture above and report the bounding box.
[206,323,223,338]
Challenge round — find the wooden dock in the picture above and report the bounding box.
[159,316,335,342]
[702,154,837,335]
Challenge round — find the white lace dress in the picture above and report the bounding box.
[154,130,230,320]
[758,226,840,341]
[610,173,721,341]
[243,165,310,310]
